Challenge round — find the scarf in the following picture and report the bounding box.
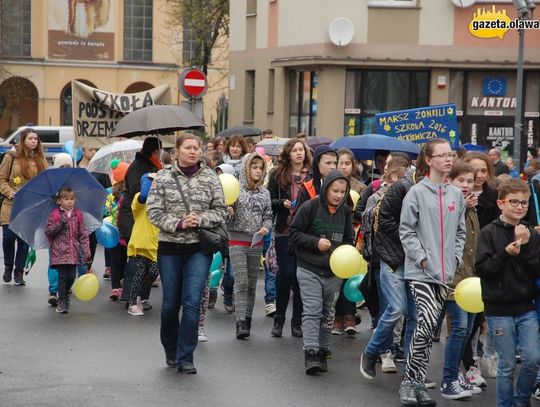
[179,163,200,178]
[150,154,163,171]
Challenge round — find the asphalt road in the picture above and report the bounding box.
[0,246,498,407]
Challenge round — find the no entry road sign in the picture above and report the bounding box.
[179,68,208,98]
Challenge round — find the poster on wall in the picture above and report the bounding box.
[72,80,170,148]
[48,0,115,60]
[375,103,459,149]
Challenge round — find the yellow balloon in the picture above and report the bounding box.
[72,273,100,302]
[454,277,484,313]
[350,190,360,210]
[219,173,240,205]
[103,216,113,224]
[330,245,364,279]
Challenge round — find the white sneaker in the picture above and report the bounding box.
[380,350,397,373]
[127,304,144,316]
[479,355,498,378]
[265,302,276,317]
[459,372,482,394]
[465,366,487,388]
[198,327,208,342]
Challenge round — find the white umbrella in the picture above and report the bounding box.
[87,139,143,174]
[256,138,289,156]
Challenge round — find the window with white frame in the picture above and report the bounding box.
[368,0,417,7]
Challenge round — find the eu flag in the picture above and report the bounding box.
[483,77,506,96]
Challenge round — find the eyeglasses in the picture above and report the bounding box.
[430,153,457,160]
[501,199,529,208]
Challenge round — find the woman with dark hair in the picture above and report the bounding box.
[147,133,227,374]
[212,136,226,157]
[0,128,48,285]
[267,138,312,337]
[222,135,249,177]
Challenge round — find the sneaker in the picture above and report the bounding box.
[265,302,276,317]
[399,381,418,406]
[48,292,58,307]
[2,266,12,283]
[198,327,208,342]
[416,383,437,406]
[177,363,197,374]
[109,288,122,301]
[331,317,344,335]
[424,378,436,389]
[441,380,472,400]
[532,382,540,401]
[304,349,322,375]
[56,301,68,314]
[141,300,152,311]
[102,267,111,279]
[394,346,406,363]
[479,355,498,378]
[344,315,357,335]
[360,352,378,380]
[458,373,482,394]
[165,358,177,368]
[271,321,284,337]
[291,320,303,338]
[127,304,144,316]
[465,366,487,388]
[14,270,25,286]
[318,349,328,372]
[380,350,397,373]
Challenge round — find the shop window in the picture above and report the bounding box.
[123,0,153,62]
[289,71,318,137]
[345,70,429,134]
[0,0,31,57]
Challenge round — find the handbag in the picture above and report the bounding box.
[172,171,229,255]
[0,154,15,208]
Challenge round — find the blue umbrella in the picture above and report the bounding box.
[462,143,487,152]
[9,168,107,249]
[331,134,420,160]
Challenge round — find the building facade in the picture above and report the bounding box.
[0,0,228,139]
[229,0,540,158]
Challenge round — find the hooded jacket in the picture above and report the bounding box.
[373,168,417,271]
[295,145,338,210]
[227,153,273,242]
[475,219,540,317]
[400,176,466,285]
[288,170,355,277]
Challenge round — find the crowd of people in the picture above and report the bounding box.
[2,128,540,406]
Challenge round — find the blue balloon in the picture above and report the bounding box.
[209,268,222,289]
[95,222,120,249]
[210,252,223,272]
[62,140,83,163]
[344,274,365,303]
[105,187,113,195]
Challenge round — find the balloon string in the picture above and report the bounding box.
[420,268,455,292]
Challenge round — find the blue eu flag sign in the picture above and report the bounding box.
[483,77,506,96]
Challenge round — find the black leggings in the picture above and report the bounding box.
[57,264,76,302]
[110,244,127,290]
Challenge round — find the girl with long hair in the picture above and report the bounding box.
[267,139,312,337]
[0,128,47,285]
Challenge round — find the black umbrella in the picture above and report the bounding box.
[108,104,205,138]
[216,126,262,139]
[305,136,333,149]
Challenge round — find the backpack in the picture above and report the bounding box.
[359,188,387,261]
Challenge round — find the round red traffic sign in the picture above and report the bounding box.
[179,68,208,98]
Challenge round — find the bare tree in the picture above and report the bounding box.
[165,0,229,75]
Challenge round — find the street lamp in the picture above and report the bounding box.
[512,0,535,171]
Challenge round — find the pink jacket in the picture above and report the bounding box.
[45,207,91,266]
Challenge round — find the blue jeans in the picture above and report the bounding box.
[443,300,476,384]
[2,225,29,270]
[365,261,417,357]
[274,235,302,322]
[487,311,540,407]
[263,231,276,304]
[158,252,211,366]
[222,259,234,305]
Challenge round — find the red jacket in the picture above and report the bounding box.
[45,207,90,266]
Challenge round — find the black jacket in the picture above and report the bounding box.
[118,153,158,240]
[476,184,500,230]
[373,169,417,271]
[475,219,540,317]
[288,170,355,277]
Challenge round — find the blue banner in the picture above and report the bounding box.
[375,103,459,149]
